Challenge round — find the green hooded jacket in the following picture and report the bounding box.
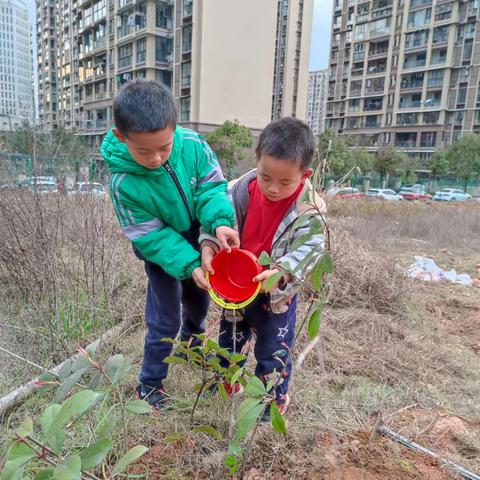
[100,125,234,280]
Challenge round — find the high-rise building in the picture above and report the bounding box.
[307,69,328,134]
[0,0,34,131]
[36,0,314,155]
[326,0,480,161]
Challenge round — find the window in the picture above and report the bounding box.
[355,23,367,40]
[118,43,132,68]
[427,69,443,87]
[180,97,190,122]
[420,132,436,147]
[364,96,383,111]
[349,98,360,112]
[405,29,429,48]
[463,42,473,62]
[434,2,451,21]
[423,111,439,124]
[457,87,467,106]
[181,61,191,87]
[407,8,431,28]
[366,77,385,92]
[432,25,449,43]
[350,79,362,96]
[397,112,419,125]
[425,90,442,106]
[136,37,146,63]
[156,1,173,29]
[457,22,476,41]
[183,0,192,17]
[155,36,172,62]
[182,24,192,52]
[404,51,426,68]
[430,48,447,64]
[371,17,391,36]
[401,72,424,88]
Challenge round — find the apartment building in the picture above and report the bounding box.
[307,69,328,134]
[36,0,314,156]
[326,0,480,160]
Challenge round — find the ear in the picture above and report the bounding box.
[112,128,126,142]
[302,168,314,180]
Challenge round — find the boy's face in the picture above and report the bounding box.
[113,127,174,169]
[256,154,312,202]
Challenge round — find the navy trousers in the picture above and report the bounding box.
[219,295,297,399]
[134,244,209,388]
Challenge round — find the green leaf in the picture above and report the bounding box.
[111,446,149,477]
[164,432,182,444]
[318,252,333,274]
[79,438,112,471]
[55,369,85,403]
[217,382,228,401]
[236,399,264,440]
[257,251,273,266]
[224,454,240,476]
[265,271,284,291]
[162,355,187,365]
[36,373,58,393]
[56,359,74,382]
[15,417,33,438]
[106,355,130,384]
[308,307,323,339]
[95,411,119,440]
[291,232,313,251]
[270,402,287,434]
[229,353,246,364]
[40,404,65,454]
[193,425,222,441]
[0,463,26,480]
[229,367,244,386]
[88,371,102,390]
[46,390,102,440]
[125,400,151,415]
[310,261,324,291]
[5,442,35,467]
[85,339,100,357]
[292,243,324,275]
[34,469,54,480]
[244,376,267,397]
[52,455,81,480]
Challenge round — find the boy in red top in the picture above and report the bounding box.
[201,117,326,420]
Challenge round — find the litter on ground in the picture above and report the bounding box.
[406,256,473,287]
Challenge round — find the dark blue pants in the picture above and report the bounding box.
[219,295,297,399]
[138,258,209,388]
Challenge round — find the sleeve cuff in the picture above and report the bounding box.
[211,218,233,233]
[184,258,202,279]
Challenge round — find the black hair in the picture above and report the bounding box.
[255,117,316,170]
[113,80,177,136]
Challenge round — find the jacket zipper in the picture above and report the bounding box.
[163,162,194,223]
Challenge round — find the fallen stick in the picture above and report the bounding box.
[371,412,480,480]
[0,319,136,416]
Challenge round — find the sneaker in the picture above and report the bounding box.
[136,384,169,410]
[261,394,290,422]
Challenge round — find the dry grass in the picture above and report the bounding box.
[2,195,480,478]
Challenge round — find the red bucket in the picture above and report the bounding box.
[209,249,262,304]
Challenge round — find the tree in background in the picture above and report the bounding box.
[445,133,480,188]
[206,120,253,180]
[1,122,88,180]
[350,148,374,175]
[373,147,407,186]
[428,150,450,180]
[318,129,352,175]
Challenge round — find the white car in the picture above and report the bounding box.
[366,188,403,201]
[70,182,105,197]
[432,188,471,202]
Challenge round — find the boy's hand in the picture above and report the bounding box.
[215,226,240,252]
[192,266,211,291]
[201,245,216,275]
[253,268,291,293]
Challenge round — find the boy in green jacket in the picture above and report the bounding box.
[100,80,238,409]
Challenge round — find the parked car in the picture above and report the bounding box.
[432,188,471,202]
[70,182,105,196]
[366,188,403,201]
[398,186,432,201]
[333,187,364,199]
[18,176,58,193]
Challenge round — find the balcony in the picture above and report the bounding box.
[395,133,417,147]
[397,113,419,125]
[372,6,393,17]
[351,68,364,77]
[400,79,424,90]
[366,62,386,74]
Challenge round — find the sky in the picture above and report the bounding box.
[310,0,333,71]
